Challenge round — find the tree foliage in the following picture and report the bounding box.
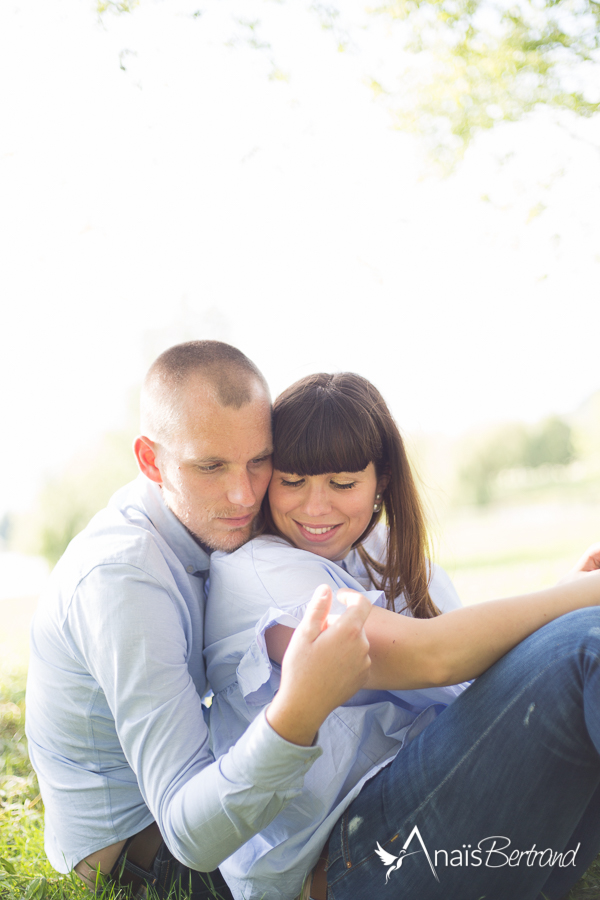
[96,0,600,160]
[12,432,138,566]
[522,415,575,468]
[373,0,600,158]
[458,415,576,505]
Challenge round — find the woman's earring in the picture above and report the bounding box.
[373,493,382,513]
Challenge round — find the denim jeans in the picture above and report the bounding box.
[326,607,600,900]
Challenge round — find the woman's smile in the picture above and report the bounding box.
[297,523,339,534]
[294,521,342,542]
[268,463,386,561]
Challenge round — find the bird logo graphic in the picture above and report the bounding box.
[375,844,422,882]
[373,825,440,884]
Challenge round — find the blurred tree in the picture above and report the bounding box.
[457,416,575,504]
[12,431,138,566]
[374,0,600,161]
[569,389,600,462]
[523,415,575,468]
[97,0,138,12]
[457,421,529,504]
[0,514,12,547]
[97,1,600,162]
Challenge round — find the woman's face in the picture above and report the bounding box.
[268,462,385,561]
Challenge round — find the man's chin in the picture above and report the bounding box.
[200,524,254,553]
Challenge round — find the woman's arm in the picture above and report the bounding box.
[265,552,600,691]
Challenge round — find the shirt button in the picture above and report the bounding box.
[186,565,194,574]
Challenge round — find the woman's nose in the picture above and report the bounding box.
[302,485,331,517]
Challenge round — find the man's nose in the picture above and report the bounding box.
[302,485,331,518]
[226,469,257,508]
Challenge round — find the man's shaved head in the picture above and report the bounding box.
[141,340,270,444]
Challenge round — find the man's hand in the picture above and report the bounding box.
[266,585,372,747]
[558,543,600,585]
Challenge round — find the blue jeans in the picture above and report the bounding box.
[326,608,600,900]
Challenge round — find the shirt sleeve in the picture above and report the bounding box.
[66,563,321,872]
[207,543,386,707]
[428,563,463,612]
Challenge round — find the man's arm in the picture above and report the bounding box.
[267,585,371,745]
[69,569,371,871]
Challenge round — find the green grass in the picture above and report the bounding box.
[0,665,82,900]
[434,497,600,605]
[0,663,230,900]
[3,665,600,900]
[3,490,600,900]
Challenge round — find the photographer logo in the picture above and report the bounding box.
[374,828,580,885]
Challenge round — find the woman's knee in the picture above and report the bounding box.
[541,606,600,648]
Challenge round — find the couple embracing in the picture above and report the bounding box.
[27,340,600,900]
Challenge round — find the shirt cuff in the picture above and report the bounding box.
[237,606,305,705]
[237,589,387,706]
[219,708,322,791]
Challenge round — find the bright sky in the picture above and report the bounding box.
[1,0,599,517]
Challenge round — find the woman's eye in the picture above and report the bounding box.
[281,479,304,487]
[332,481,356,490]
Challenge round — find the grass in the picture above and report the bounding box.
[0,664,81,900]
[3,668,600,900]
[0,662,230,900]
[3,493,600,899]
[436,497,600,605]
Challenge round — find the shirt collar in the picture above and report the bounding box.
[134,475,211,575]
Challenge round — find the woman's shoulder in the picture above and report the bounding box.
[343,523,388,588]
[428,563,463,611]
[211,534,325,571]
[210,535,349,592]
[361,523,388,563]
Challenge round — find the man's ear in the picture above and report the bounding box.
[134,436,163,484]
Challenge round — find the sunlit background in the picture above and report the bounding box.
[2,0,600,666]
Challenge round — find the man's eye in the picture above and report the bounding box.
[251,456,272,466]
[198,464,221,473]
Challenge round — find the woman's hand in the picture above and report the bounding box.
[558,544,600,584]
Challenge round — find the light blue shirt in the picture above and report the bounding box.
[25,476,321,874]
[205,530,468,900]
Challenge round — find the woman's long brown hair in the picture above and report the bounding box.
[261,372,439,618]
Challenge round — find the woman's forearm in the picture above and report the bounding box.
[365,569,600,690]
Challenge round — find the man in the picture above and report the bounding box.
[26,341,372,898]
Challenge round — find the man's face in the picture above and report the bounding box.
[155,379,273,552]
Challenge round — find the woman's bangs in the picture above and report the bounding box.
[273,402,382,476]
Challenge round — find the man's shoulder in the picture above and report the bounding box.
[64,478,159,566]
[49,477,179,600]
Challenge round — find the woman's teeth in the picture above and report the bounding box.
[302,525,336,535]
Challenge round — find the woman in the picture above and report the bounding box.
[204,372,600,900]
